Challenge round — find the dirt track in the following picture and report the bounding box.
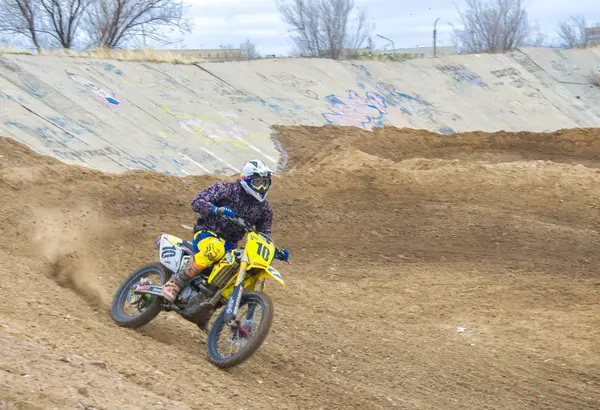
[1,125,599,409]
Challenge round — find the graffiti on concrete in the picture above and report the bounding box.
[227,95,313,122]
[436,127,456,135]
[206,79,246,99]
[123,155,159,171]
[491,67,525,88]
[0,92,24,103]
[158,106,275,163]
[258,72,317,89]
[355,65,373,89]
[109,152,190,176]
[251,96,303,113]
[550,59,578,75]
[181,117,233,141]
[46,116,68,127]
[159,106,249,148]
[300,90,319,100]
[22,80,44,98]
[53,146,121,162]
[491,67,519,78]
[43,117,98,138]
[67,72,120,105]
[104,64,123,75]
[322,90,387,129]
[15,57,43,68]
[375,82,432,114]
[437,64,488,88]
[4,120,79,146]
[3,117,220,177]
[34,124,76,143]
[373,82,460,133]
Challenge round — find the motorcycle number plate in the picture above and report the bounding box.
[159,236,183,272]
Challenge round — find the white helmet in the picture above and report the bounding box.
[239,160,273,202]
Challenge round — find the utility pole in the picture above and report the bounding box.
[376,34,396,61]
[433,17,440,57]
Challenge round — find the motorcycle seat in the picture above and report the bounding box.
[180,240,197,254]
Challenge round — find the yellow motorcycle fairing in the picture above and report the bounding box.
[207,231,285,299]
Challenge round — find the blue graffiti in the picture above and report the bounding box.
[5,121,79,145]
[45,117,95,137]
[0,92,24,102]
[437,64,488,88]
[356,65,373,89]
[105,64,123,75]
[47,116,67,127]
[74,120,97,136]
[250,96,303,114]
[4,121,27,130]
[322,90,387,129]
[122,154,189,176]
[5,119,94,145]
[436,127,456,135]
[125,155,158,171]
[22,80,44,97]
[157,136,170,147]
[35,125,75,143]
[376,82,433,107]
[105,96,119,105]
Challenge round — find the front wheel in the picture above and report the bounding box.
[111,262,168,328]
[206,291,274,369]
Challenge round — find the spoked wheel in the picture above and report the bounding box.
[206,291,274,369]
[111,263,168,328]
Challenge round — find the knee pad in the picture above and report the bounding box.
[194,236,226,267]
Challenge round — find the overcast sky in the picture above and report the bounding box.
[180,0,600,56]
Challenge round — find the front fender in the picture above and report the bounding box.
[220,266,285,299]
[264,266,285,286]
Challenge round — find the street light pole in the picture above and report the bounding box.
[433,17,440,57]
[376,34,396,61]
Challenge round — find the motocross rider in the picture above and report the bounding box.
[162,159,290,306]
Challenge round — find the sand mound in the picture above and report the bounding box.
[1,126,599,410]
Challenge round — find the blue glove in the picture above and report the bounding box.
[275,248,290,261]
[210,205,235,218]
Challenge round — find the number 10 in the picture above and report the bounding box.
[256,243,270,260]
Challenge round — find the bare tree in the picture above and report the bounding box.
[277,0,322,57]
[524,31,550,47]
[38,0,90,49]
[452,0,535,54]
[366,35,375,50]
[556,15,600,48]
[276,0,370,59]
[0,0,43,53]
[83,0,192,49]
[344,6,368,51]
[241,39,259,59]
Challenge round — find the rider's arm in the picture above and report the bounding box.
[255,206,273,236]
[191,182,230,214]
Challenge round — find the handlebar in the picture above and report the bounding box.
[223,215,255,232]
[222,215,288,261]
[193,211,289,262]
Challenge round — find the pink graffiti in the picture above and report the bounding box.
[322,90,387,129]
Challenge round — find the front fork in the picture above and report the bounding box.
[223,259,248,325]
[223,258,265,326]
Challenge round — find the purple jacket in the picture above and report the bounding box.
[191,180,273,244]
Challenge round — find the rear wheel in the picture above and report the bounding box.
[206,291,274,368]
[111,263,168,328]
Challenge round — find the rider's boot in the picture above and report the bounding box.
[162,258,205,303]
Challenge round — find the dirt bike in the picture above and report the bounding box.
[110,215,288,369]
